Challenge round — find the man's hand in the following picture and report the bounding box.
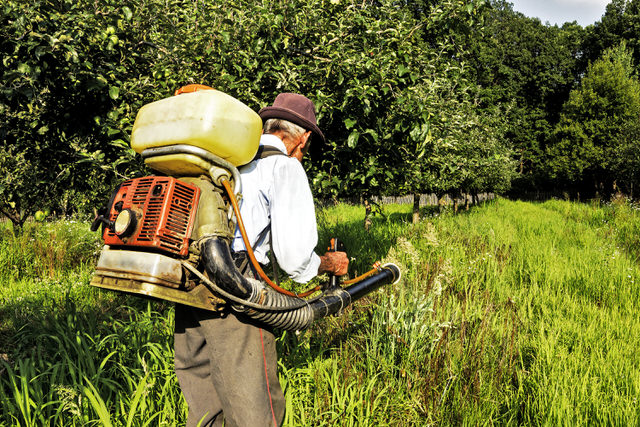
[318,251,349,276]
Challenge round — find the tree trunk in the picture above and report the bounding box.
[412,193,420,224]
[1,207,26,235]
[364,199,372,231]
[438,194,446,213]
[594,180,603,201]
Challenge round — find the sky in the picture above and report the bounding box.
[509,0,611,27]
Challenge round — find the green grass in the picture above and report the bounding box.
[1,199,640,425]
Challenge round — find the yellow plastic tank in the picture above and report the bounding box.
[130,90,262,169]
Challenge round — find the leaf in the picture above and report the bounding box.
[110,139,129,149]
[347,131,360,148]
[122,6,133,21]
[17,63,30,74]
[344,118,357,130]
[126,373,149,427]
[82,380,113,427]
[108,86,120,100]
[364,129,379,142]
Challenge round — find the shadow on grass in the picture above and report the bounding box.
[0,288,173,361]
[315,208,420,274]
[0,288,180,426]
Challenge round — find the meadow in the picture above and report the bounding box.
[1,198,639,426]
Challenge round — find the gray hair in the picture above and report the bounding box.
[263,118,307,140]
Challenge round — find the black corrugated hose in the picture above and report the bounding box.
[199,237,400,331]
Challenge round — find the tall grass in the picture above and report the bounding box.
[0,219,100,280]
[1,199,640,425]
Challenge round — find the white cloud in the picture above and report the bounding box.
[563,0,609,6]
[510,0,611,26]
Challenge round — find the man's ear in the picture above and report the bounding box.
[300,131,312,150]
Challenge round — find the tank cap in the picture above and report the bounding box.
[174,84,214,96]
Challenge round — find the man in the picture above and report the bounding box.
[174,93,349,426]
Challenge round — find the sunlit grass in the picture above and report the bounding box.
[1,199,640,425]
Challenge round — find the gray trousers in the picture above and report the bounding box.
[174,304,285,427]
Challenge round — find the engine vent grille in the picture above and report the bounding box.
[103,176,200,257]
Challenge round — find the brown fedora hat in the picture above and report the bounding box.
[259,93,325,143]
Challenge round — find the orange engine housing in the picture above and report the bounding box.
[103,176,200,257]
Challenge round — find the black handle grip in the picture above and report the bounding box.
[90,215,114,232]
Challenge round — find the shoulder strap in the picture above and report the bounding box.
[249,145,285,284]
[253,145,288,161]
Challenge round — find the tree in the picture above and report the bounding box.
[1,0,515,229]
[547,43,640,194]
[465,1,585,191]
[583,0,640,67]
[612,118,640,196]
[0,0,222,229]
[0,0,148,229]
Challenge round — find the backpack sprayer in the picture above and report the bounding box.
[90,85,401,331]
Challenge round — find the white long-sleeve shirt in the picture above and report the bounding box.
[231,134,321,283]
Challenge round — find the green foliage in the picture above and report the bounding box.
[0,0,148,226]
[548,42,640,192]
[5,0,640,209]
[467,1,585,189]
[1,0,514,223]
[612,118,640,196]
[583,0,640,67]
